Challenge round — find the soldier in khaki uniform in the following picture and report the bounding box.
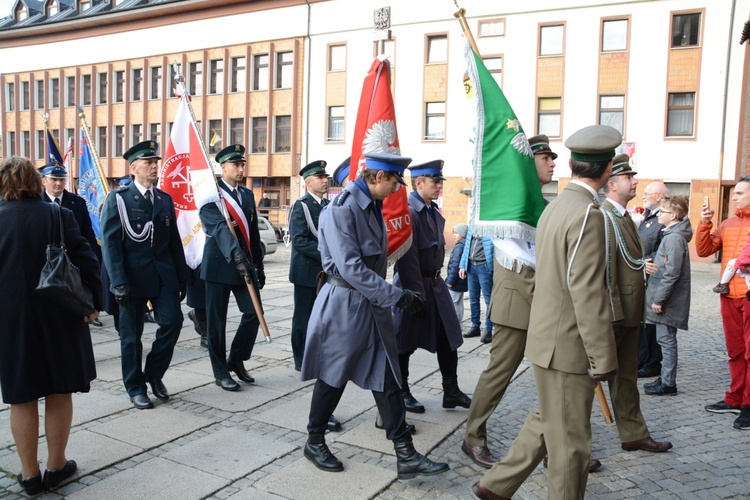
[601,154,673,453]
[472,125,621,500]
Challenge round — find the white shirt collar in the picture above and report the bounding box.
[45,190,62,202]
[569,179,599,199]
[309,192,323,204]
[606,197,628,216]
[133,180,153,198]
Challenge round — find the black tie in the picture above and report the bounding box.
[231,189,241,206]
[53,197,60,205]
[321,198,328,207]
[144,190,153,215]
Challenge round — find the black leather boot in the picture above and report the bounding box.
[394,438,449,479]
[442,376,472,409]
[375,411,416,434]
[402,381,425,413]
[304,433,343,472]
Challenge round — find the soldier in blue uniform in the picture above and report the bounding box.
[199,144,265,392]
[301,152,448,479]
[394,160,470,413]
[100,141,189,409]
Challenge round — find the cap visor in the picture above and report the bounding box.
[394,172,407,186]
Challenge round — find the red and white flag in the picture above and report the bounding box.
[158,94,219,269]
[350,56,412,262]
[62,137,74,192]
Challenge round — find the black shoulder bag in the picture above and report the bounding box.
[35,203,96,317]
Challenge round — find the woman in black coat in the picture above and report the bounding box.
[0,157,102,495]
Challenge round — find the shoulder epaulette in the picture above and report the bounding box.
[334,190,350,206]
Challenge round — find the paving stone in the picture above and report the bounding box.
[181,384,286,413]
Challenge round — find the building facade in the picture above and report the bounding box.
[2,0,750,259]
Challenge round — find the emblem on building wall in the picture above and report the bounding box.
[374,7,390,30]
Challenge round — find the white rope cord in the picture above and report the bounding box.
[116,193,154,244]
[602,210,646,271]
[566,203,595,290]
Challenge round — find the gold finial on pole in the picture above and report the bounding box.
[454,6,480,56]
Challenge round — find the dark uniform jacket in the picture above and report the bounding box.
[394,191,463,353]
[639,208,664,260]
[288,192,325,288]
[43,190,100,261]
[199,181,263,286]
[101,182,188,296]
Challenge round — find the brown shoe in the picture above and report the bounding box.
[621,436,673,453]
[461,440,498,469]
[543,456,602,472]
[471,482,510,500]
[713,283,730,294]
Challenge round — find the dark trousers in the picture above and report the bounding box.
[307,361,410,441]
[205,280,259,379]
[399,322,458,385]
[291,284,316,369]
[637,322,662,372]
[119,285,183,397]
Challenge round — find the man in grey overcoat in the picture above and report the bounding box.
[301,152,448,480]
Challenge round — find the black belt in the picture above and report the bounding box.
[421,269,441,279]
[327,275,353,289]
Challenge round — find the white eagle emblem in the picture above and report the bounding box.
[511,133,533,158]
[362,120,399,155]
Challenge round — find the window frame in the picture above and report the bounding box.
[478,18,505,38]
[537,97,562,138]
[252,54,269,91]
[35,130,45,160]
[65,76,75,107]
[273,115,291,153]
[207,119,222,155]
[130,124,142,147]
[275,51,293,90]
[251,116,267,153]
[97,72,107,104]
[7,131,16,156]
[328,44,347,72]
[148,123,161,143]
[426,33,448,64]
[49,78,59,108]
[81,75,91,106]
[114,125,125,157]
[326,105,345,143]
[21,81,30,110]
[208,59,224,95]
[35,80,44,110]
[671,11,702,48]
[149,66,162,100]
[539,23,565,57]
[230,56,246,93]
[598,94,626,137]
[665,91,696,138]
[601,18,629,53]
[229,118,244,146]
[482,54,503,88]
[5,82,14,111]
[424,101,446,142]
[113,70,124,103]
[131,68,143,101]
[97,126,107,158]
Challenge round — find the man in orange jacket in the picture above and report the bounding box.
[696,178,750,430]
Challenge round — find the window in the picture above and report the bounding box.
[97,126,107,157]
[251,117,267,153]
[97,72,107,104]
[17,4,27,21]
[274,115,291,152]
[602,19,628,52]
[149,67,162,100]
[666,92,695,136]
[427,35,448,63]
[148,123,161,144]
[114,125,124,157]
[208,119,222,154]
[169,65,178,94]
[539,25,564,56]
[48,1,58,16]
[7,131,15,155]
[50,78,59,108]
[131,68,142,101]
[21,81,30,110]
[65,76,75,106]
[672,12,701,47]
[81,75,91,106]
[5,82,14,111]
[130,124,142,146]
[80,0,90,12]
[114,71,124,103]
[21,131,30,157]
[275,52,293,89]
[65,128,74,146]
[599,95,625,135]
[479,19,505,37]
[229,118,244,146]
[424,102,446,141]
[538,97,561,137]
[328,44,346,71]
[35,80,44,109]
[374,39,396,66]
[252,54,269,91]
[230,57,246,93]
[35,130,45,160]
[209,59,223,94]
[483,56,503,87]
[327,106,345,142]
[188,62,202,96]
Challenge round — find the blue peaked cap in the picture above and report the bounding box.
[364,152,411,186]
[333,157,351,185]
[408,160,445,180]
[39,163,67,178]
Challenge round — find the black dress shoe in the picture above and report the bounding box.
[16,473,43,496]
[480,331,492,344]
[402,392,425,413]
[463,326,481,338]
[394,438,449,479]
[228,359,255,383]
[327,415,342,432]
[43,460,77,489]
[637,367,660,378]
[200,336,208,349]
[90,318,103,327]
[146,376,169,401]
[130,394,153,409]
[144,311,156,323]
[188,310,205,336]
[304,434,344,472]
[215,377,240,391]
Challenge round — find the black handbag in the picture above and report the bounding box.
[35,203,96,317]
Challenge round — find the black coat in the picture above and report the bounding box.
[0,198,101,404]
[43,189,101,262]
[288,193,325,287]
[639,209,664,260]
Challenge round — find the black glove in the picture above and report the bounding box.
[396,289,425,318]
[255,268,266,290]
[179,282,187,302]
[232,250,252,280]
[114,284,131,308]
[590,369,617,382]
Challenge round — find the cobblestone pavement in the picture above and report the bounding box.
[1,247,749,499]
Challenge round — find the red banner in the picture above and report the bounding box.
[350,57,412,261]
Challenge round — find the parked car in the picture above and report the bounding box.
[267,219,284,243]
[257,216,277,258]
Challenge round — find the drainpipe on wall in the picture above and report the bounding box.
[302,0,312,179]
[717,0,738,221]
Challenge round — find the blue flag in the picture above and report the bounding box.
[45,129,64,164]
[77,129,106,240]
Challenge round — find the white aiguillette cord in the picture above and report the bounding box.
[116,193,154,245]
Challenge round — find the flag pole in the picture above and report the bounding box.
[76,106,110,196]
[41,112,67,191]
[453,6,480,56]
[172,62,272,343]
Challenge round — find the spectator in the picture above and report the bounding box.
[459,226,494,343]
[0,156,102,495]
[644,195,692,396]
[446,224,469,323]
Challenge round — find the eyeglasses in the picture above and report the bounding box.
[660,210,673,214]
[643,192,657,196]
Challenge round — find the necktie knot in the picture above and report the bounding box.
[54,197,60,205]
[145,190,151,201]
